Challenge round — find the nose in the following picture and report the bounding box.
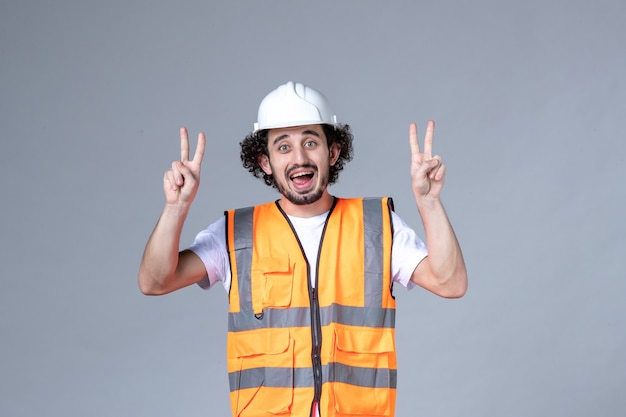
[292,145,307,164]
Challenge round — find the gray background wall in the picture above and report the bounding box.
[1,1,624,416]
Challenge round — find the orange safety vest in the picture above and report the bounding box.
[226,197,397,417]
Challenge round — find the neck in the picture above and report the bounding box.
[278,192,335,218]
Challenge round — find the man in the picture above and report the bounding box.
[139,81,467,417]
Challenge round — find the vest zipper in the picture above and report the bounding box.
[310,286,322,417]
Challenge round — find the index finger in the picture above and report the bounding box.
[409,122,420,157]
[423,120,435,159]
[180,127,190,161]
[192,132,206,164]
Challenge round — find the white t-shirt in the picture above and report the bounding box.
[189,210,428,291]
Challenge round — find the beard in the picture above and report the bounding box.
[279,184,325,205]
[273,164,329,206]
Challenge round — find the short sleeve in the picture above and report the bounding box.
[391,211,428,289]
[187,216,231,291]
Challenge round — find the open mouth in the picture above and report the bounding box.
[290,171,314,181]
[288,167,316,189]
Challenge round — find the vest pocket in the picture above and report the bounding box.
[332,327,395,415]
[252,257,294,311]
[230,328,295,416]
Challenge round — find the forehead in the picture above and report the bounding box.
[267,124,326,142]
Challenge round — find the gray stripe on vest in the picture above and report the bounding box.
[229,306,312,331]
[329,362,397,389]
[362,198,384,308]
[320,304,395,328]
[229,304,395,332]
[232,207,254,331]
[229,363,396,391]
[229,366,313,391]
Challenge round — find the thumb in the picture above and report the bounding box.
[416,158,439,176]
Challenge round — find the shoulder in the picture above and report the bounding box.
[335,196,393,207]
[228,200,277,211]
[226,201,282,223]
[189,216,226,246]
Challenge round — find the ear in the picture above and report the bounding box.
[329,143,341,167]
[258,153,272,175]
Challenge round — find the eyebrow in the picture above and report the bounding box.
[271,129,321,146]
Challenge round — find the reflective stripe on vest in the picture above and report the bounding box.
[230,363,398,390]
[225,197,397,417]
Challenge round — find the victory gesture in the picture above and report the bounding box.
[409,120,446,201]
[163,127,206,206]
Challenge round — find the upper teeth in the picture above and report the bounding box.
[292,172,310,178]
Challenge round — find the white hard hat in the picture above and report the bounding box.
[253,81,338,132]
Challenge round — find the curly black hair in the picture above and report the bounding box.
[240,124,354,188]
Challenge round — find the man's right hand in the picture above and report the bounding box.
[163,127,206,207]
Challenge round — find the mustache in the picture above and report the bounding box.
[286,164,318,177]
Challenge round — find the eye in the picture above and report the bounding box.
[304,140,317,148]
[278,144,289,152]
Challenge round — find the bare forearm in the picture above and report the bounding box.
[416,197,468,297]
[138,204,189,295]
